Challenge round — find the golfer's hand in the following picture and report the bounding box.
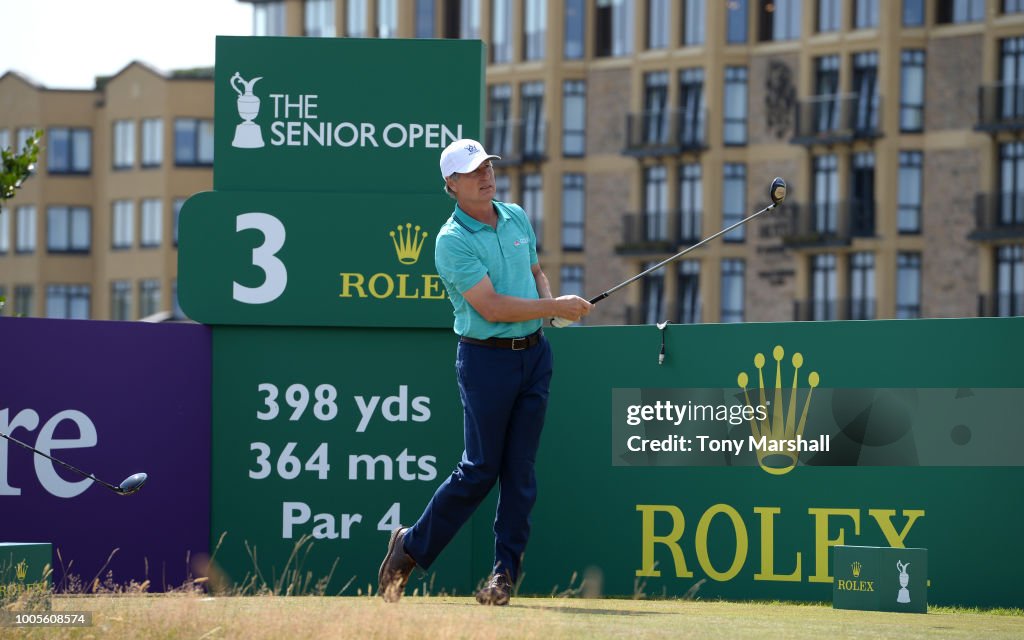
[551,295,593,327]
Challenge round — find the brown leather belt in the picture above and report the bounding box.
[459,329,544,351]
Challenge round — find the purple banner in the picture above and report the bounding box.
[0,317,210,591]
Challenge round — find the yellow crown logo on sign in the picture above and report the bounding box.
[390,223,429,265]
[15,560,27,582]
[851,561,862,578]
[738,345,819,476]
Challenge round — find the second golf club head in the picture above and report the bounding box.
[770,177,787,206]
[118,472,148,495]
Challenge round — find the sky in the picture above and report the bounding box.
[2,0,253,89]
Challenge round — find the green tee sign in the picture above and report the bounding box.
[214,36,484,194]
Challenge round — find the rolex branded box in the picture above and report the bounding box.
[833,545,928,613]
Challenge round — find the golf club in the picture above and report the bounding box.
[552,177,787,327]
[0,431,148,496]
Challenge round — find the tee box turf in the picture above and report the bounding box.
[833,545,928,614]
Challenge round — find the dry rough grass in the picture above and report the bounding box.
[2,594,1022,640]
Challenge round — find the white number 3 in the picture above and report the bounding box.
[233,212,287,304]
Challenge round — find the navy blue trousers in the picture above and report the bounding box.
[402,334,553,583]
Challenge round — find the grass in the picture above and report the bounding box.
[2,594,1022,640]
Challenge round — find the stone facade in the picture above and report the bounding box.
[925,35,983,132]
[749,53,800,146]
[585,67,631,156]
[747,158,800,322]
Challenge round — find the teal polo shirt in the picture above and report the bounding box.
[434,201,543,340]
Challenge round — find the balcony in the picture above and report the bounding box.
[978,293,1024,317]
[781,201,875,248]
[976,84,1024,132]
[791,94,883,145]
[623,108,708,158]
[794,297,877,321]
[970,193,1024,240]
[485,119,548,166]
[617,210,703,254]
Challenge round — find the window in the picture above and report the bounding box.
[644,165,669,241]
[1007,0,1024,14]
[596,0,634,57]
[47,127,91,174]
[111,280,132,321]
[416,0,435,37]
[854,0,879,28]
[492,0,513,63]
[141,199,162,248]
[813,154,839,234]
[853,51,880,133]
[562,173,585,250]
[896,253,922,319]
[810,254,837,320]
[494,174,511,202]
[524,0,546,60]
[726,0,748,44]
[113,120,135,169]
[174,119,214,166]
[850,152,875,236]
[849,252,876,319]
[377,0,398,38]
[679,68,706,147]
[16,128,35,155]
[45,284,90,320]
[521,81,546,159]
[648,0,670,49]
[486,84,512,156]
[565,0,585,59]
[643,71,670,146]
[46,206,90,253]
[679,163,702,243]
[936,0,985,23]
[677,260,701,323]
[560,265,585,298]
[898,151,923,233]
[723,66,748,145]
[814,55,841,133]
[759,0,801,41]
[563,80,586,157]
[995,245,1023,316]
[721,259,745,323]
[682,0,706,46]
[14,286,33,317]
[900,50,926,132]
[0,129,9,152]
[15,206,35,253]
[113,200,134,249]
[254,1,285,35]
[723,163,746,241]
[904,0,924,25]
[347,0,368,37]
[818,0,840,32]
[1000,38,1024,120]
[172,280,186,320]
[1000,142,1024,226]
[444,0,480,38]
[641,261,665,324]
[0,207,7,254]
[304,0,336,36]
[141,118,163,167]
[139,279,162,318]
[174,198,186,246]
[521,173,543,250]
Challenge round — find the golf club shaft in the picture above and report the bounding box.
[589,202,778,304]
[0,430,120,492]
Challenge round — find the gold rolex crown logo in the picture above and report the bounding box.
[738,345,819,476]
[851,561,862,578]
[15,560,27,582]
[390,223,429,265]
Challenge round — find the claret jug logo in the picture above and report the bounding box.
[738,345,821,475]
[230,72,266,149]
[338,223,446,302]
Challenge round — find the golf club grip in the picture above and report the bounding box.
[589,293,608,304]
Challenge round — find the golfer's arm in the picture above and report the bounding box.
[532,262,553,300]
[463,273,559,323]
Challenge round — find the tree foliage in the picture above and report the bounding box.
[1,130,43,202]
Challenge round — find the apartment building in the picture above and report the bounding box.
[0,63,213,320]
[4,1,1023,324]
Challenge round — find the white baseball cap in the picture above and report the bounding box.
[440,138,500,180]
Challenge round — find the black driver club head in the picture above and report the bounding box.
[770,177,787,206]
[118,472,148,496]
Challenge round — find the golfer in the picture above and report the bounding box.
[378,139,592,605]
